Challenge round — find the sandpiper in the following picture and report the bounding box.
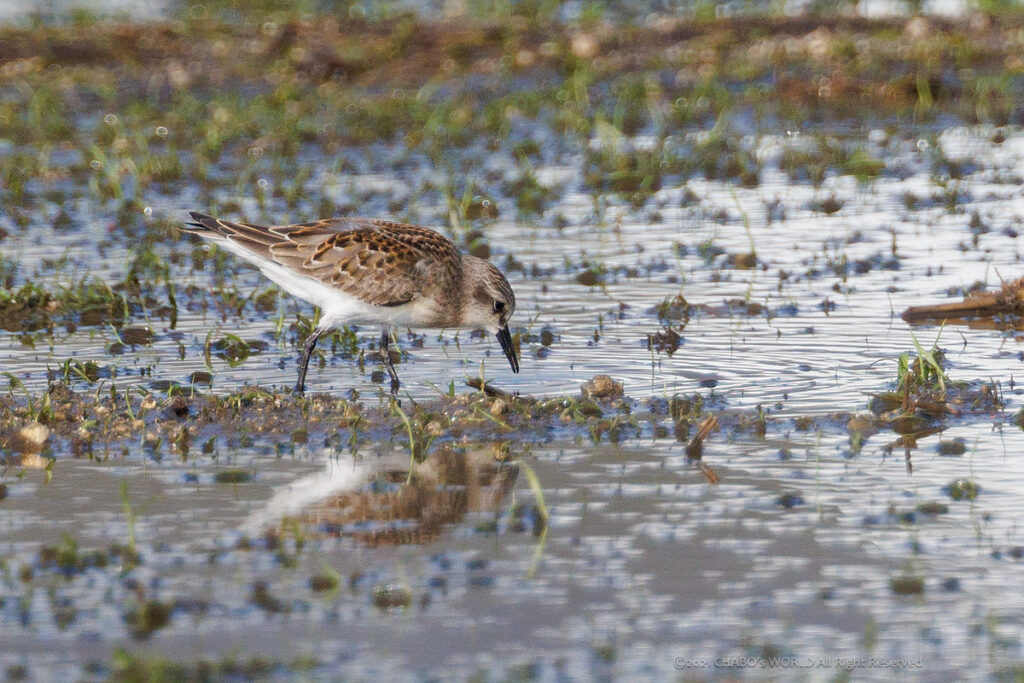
[182,212,519,394]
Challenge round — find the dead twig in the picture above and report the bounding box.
[685,415,720,484]
[903,277,1024,322]
[466,378,515,400]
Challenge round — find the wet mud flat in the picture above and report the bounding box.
[0,364,1020,679]
[3,2,1024,679]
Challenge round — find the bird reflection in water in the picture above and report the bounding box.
[246,444,519,546]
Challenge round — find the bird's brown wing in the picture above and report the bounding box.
[184,212,461,307]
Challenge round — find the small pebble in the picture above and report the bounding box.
[581,374,623,400]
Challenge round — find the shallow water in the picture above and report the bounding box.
[3,60,1024,679]
[2,420,1022,679]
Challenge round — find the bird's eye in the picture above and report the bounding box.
[493,300,505,314]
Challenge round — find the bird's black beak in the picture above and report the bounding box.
[496,325,520,374]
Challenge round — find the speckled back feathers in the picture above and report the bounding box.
[184,212,464,311]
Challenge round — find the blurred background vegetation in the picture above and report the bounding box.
[0,0,1022,243]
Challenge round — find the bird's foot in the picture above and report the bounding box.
[381,350,401,384]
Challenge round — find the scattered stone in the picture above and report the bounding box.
[10,422,49,454]
[489,399,509,417]
[581,375,623,400]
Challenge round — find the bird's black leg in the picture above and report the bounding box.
[295,327,326,395]
[380,327,401,394]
